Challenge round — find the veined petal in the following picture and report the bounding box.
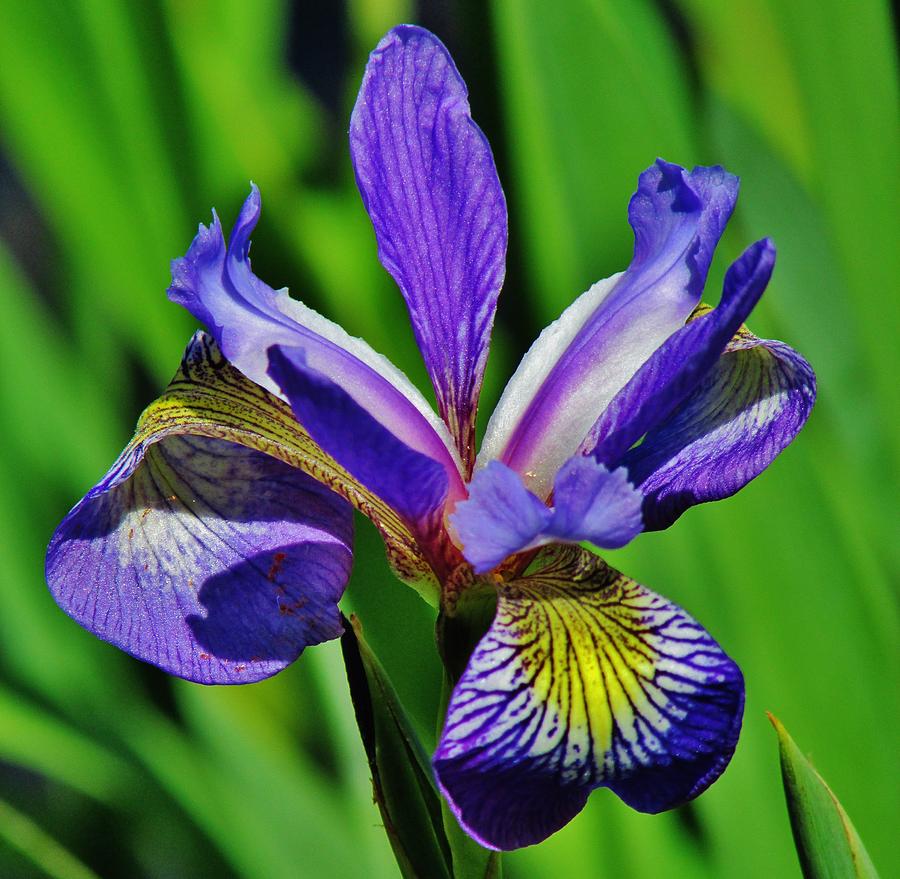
[168,186,465,497]
[583,238,777,466]
[621,322,816,531]
[479,161,739,498]
[350,25,507,466]
[450,459,642,574]
[46,339,356,684]
[65,333,438,599]
[433,545,743,850]
[267,345,449,549]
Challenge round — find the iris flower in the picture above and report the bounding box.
[46,25,815,851]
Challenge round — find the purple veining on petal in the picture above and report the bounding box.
[622,332,816,531]
[350,25,507,467]
[484,161,739,498]
[268,345,449,538]
[433,545,744,850]
[583,238,777,466]
[47,435,353,685]
[450,458,642,573]
[168,186,465,496]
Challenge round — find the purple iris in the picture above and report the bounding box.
[46,25,815,851]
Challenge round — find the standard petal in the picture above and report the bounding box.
[47,436,352,685]
[583,238,777,466]
[479,161,739,498]
[167,186,465,495]
[451,459,642,574]
[621,326,816,531]
[267,345,449,551]
[350,25,507,465]
[433,545,744,850]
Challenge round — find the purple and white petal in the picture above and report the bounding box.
[268,346,450,541]
[351,25,507,465]
[479,161,739,498]
[450,459,642,574]
[621,323,815,530]
[168,186,465,494]
[433,545,744,850]
[583,238,777,466]
[47,434,353,685]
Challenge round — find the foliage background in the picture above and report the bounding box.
[0,1,896,877]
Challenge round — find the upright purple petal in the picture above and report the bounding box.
[268,346,449,545]
[623,330,816,530]
[47,433,353,685]
[583,238,777,465]
[480,161,739,498]
[450,458,642,573]
[433,545,744,850]
[168,186,465,497]
[350,25,507,466]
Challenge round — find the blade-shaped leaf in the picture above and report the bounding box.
[341,614,453,879]
[769,714,879,879]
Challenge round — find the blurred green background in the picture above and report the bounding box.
[0,1,896,877]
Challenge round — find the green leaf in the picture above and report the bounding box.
[0,795,101,879]
[769,713,880,879]
[341,614,454,879]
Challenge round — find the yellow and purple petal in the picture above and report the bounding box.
[168,186,465,498]
[46,337,357,684]
[450,459,642,574]
[46,334,444,677]
[350,25,507,466]
[480,161,739,497]
[433,545,743,850]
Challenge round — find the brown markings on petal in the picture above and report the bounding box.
[267,551,287,582]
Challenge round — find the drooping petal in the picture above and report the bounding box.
[350,25,507,466]
[450,459,642,574]
[583,238,777,466]
[621,325,816,531]
[62,333,439,604]
[267,345,449,548]
[167,186,465,497]
[479,161,739,498]
[47,339,357,684]
[433,544,744,850]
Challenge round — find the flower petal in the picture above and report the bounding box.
[449,462,552,574]
[46,357,354,684]
[63,333,439,602]
[433,545,744,850]
[547,457,644,549]
[479,161,738,498]
[168,186,465,495]
[583,238,777,466]
[267,345,449,550]
[451,459,642,574]
[621,324,816,531]
[350,25,507,466]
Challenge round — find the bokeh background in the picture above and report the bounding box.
[0,1,896,877]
